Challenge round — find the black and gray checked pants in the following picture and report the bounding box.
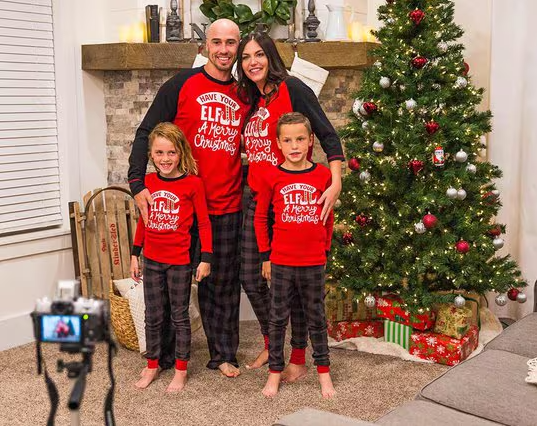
[268,263,330,372]
[143,258,192,362]
[240,194,308,349]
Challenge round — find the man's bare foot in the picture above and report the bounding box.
[246,349,268,370]
[134,367,158,389]
[219,362,241,378]
[166,369,187,392]
[262,372,281,398]
[318,372,336,399]
[281,363,308,383]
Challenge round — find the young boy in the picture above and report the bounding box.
[254,112,336,399]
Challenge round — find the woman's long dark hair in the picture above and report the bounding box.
[236,31,288,121]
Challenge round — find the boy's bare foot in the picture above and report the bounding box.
[318,372,336,399]
[262,372,281,398]
[281,363,308,382]
[166,369,187,392]
[135,367,158,389]
[219,362,241,377]
[246,349,268,370]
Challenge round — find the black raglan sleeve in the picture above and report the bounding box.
[127,68,199,195]
[286,76,345,162]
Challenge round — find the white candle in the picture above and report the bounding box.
[349,21,363,42]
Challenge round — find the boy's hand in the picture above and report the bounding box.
[318,182,341,225]
[262,261,271,281]
[134,188,153,225]
[196,262,211,282]
[130,255,141,282]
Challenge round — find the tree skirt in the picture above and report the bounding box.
[328,307,503,363]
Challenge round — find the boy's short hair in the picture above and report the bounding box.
[277,112,313,138]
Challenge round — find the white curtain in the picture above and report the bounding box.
[488,0,536,318]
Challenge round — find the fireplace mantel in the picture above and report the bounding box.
[81,41,377,71]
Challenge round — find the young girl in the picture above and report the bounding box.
[130,122,212,392]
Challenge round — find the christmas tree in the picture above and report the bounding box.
[328,0,527,312]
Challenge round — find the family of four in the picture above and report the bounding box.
[128,18,344,399]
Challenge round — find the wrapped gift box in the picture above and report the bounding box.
[434,304,473,339]
[325,284,377,322]
[384,319,412,350]
[376,294,435,331]
[327,320,384,342]
[434,291,481,326]
[409,325,479,366]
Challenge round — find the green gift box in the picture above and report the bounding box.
[384,320,412,350]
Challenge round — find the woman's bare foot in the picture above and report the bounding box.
[135,367,159,389]
[246,349,268,370]
[262,372,281,398]
[318,372,336,399]
[166,369,187,392]
[281,363,308,383]
[219,362,241,378]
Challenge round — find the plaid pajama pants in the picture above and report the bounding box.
[193,211,242,369]
[268,264,330,372]
[240,194,308,349]
[143,258,192,362]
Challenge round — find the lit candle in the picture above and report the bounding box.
[131,22,146,43]
[349,21,363,42]
[363,25,377,42]
[119,25,132,42]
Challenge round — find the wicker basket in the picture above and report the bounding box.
[109,281,139,351]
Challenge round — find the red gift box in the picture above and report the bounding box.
[327,320,384,342]
[409,325,479,366]
[376,294,435,331]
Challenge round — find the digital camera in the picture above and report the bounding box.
[32,280,110,350]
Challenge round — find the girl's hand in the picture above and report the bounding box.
[196,262,211,282]
[262,261,271,281]
[130,256,141,282]
[318,182,342,225]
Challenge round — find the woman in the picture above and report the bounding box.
[236,32,344,380]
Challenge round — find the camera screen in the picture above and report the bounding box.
[40,315,82,343]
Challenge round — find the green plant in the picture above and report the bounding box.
[200,0,297,37]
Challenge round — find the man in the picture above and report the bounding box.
[128,19,247,377]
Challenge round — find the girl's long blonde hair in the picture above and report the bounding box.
[148,122,198,176]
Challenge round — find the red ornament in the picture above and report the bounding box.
[425,121,440,134]
[507,288,520,301]
[355,214,370,227]
[409,9,425,25]
[487,225,502,237]
[342,232,354,245]
[422,213,438,229]
[462,61,470,76]
[362,102,378,114]
[482,191,499,205]
[348,158,361,171]
[411,56,428,69]
[455,240,470,254]
[408,159,424,175]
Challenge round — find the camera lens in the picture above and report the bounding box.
[51,301,74,315]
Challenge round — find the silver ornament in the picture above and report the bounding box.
[372,141,384,152]
[399,84,406,92]
[364,295,376,308]
[454,76,468,89]
[386,17,394,24]
[352,98,363,118]
[380,76,391,88]
[359,171,371,182]
[455,150,468,163]
[432,83,441,90]
[417,83,424,91]
[454,295,466,308]
[466,163,477,174]
[418,107,428,116]
[414,222,426,234]
[517,293,527,304]
[491,189,500,196]
[456,188,467,200]
[437,41,448,53]
[493,238,505,250]
[362,121,369,130]
[446,187,458,199]
[374,61,382,68]
[334,199,342,209]
[405,98,417,110]
[495,294,507,306]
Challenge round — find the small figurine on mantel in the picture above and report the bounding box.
[166,0,183,42]
[304,0,320,42]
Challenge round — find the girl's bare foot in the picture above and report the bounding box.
[318,372,336,399]
[166,369,187,392]
[281,363,308,382]
[135,367,158,389]
[246,349,268,370]
[219,362,241,377]
[262,372,281,398]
